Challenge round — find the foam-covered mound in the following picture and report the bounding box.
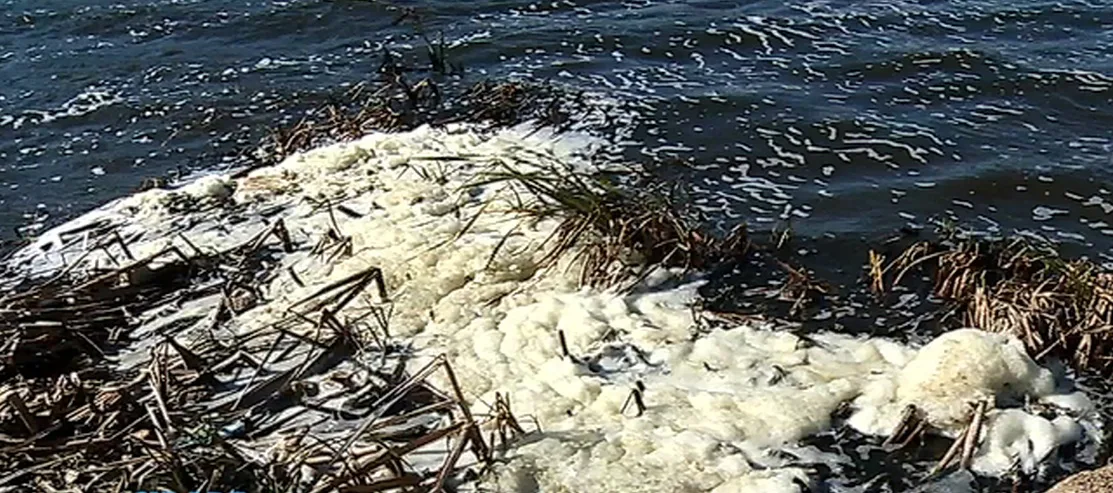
[896,329,1057,430]
[850,329,1097,476]
[7,123,1103,491]
[849,329,1060,436]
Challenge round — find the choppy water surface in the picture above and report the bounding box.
[2,0,1112,256]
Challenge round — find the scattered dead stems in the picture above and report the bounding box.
[476,165,750,288]
[0,215,525,491]
[876,234,1113,373]
[930,400,988,477]
[775,260,830,318]
[248,80,588,174]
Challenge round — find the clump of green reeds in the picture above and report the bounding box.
[475,164,749,288]
[873,231,1113,373]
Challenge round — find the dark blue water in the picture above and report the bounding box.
[2,0,1113,263]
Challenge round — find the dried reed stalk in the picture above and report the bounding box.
[882,234,1113,373]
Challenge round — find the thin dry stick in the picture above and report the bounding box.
[441,356,491,463]
[432,425,473,489]
[960,400,988,469]
[892,250,951,287]
[365,401,457,434]
[868,250,885,294]
[317,421,467,493]
[883,405,918,448]
[305,356,449,490]
[231,332,287,410]
[147,370,174,433]
[4,392,39,434]
[620,381,647,417]
[931,424,970,477]
[113,230,135,260]
[558,330,571,359]
[143,403,170,450]
[890,418,927,451]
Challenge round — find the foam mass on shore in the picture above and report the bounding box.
[4,123,1104,492]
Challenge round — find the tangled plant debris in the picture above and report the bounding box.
[0,218,502,491]
[870,230,1113,374]
[245,79,595,175]
[474,163,750,288]
[0,80,602,493]
[2,68,1111,492]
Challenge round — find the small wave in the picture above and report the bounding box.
[2,87,122,129]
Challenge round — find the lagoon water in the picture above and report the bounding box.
[2,0,1112,258]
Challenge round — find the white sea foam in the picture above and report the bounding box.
[2,87,123,129]
[6,123,1102,491]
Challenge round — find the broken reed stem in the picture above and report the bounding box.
[112,230,135,261]
[891,250,950,288]
[883,404,918,449]
[931,425,968,477]
[881,234,1113,374]
[929,399,988,478]
[620,381,647,418]
[231,332,286,411]
[441,355,491,463]
[147,371,174,433]
[288,266,305,287]
[892,419,926,451]
[868,250,885,294]
[488,392,527,451]
[960,400,987,469]
[432,425,473,490]
[4,392,38,434]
